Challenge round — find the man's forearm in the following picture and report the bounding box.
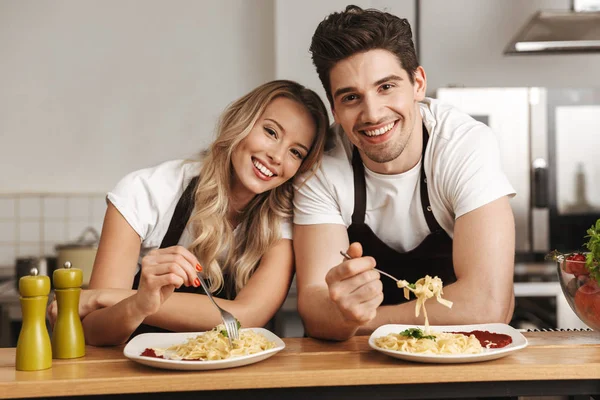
[298,286,361,341]
[82,295,147,346]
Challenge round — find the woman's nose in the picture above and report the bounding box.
[266,144,284,164]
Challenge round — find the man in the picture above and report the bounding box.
[293,5,516,341]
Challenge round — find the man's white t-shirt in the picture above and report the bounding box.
[107,159,293,265]
[293,98,516,253]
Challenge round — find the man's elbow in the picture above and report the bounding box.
[471,293,515,324]
[297,294,356,341]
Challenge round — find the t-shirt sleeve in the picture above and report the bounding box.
[280,218,293,240]
[441,124,516,219]
[106,160,189,241]
[293,166,346,226]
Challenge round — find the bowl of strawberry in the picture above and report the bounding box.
[548,219,600,332]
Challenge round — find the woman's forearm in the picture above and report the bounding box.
[144,293,253,332]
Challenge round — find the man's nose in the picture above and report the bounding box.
[360,94,383,124]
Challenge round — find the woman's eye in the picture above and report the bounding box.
[265,127,277,138]
[290,149,304,159]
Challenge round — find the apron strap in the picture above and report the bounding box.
[419,126,443,234]
[351,146,367,225]
[350,122,443,233]
[159,176,200,249]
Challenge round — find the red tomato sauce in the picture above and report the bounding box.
[451,330,512,348]
[140,348,163,358]
[140,348,201,361]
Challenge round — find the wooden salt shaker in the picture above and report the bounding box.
[15,267,52,371]
[52,261,85,359]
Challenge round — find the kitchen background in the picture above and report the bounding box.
[1,0,600,345]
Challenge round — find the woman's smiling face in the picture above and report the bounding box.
[230,96,317,202]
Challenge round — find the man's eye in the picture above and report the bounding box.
[342,94,358,103]
[265,127,277,137]
[380,83,394,91]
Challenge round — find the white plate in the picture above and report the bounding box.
[123,327,285,370]
[368,323,528,364]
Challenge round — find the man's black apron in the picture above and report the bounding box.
[129,176,234,338]
[347,123,456,305]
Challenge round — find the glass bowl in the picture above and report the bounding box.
[556,252,600,331]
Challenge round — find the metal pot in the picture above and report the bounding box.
[55,227,100,287]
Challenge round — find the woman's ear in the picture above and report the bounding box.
[413,66,427,101]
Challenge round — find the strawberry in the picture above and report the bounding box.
[565,252,589,276]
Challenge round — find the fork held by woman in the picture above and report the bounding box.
[195,271,239,348]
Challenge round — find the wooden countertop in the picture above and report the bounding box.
[1,330,600,399]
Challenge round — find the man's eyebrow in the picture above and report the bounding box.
[333,74,404,100]
[374,74,403,86]
[265,118,310,152]
[333,86,356,100]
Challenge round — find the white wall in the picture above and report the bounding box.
[0,0,274,193]
[421,0,600,95]
[2,0,600,193]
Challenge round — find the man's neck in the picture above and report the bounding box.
[362,113,424,175]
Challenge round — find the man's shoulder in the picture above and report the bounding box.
[295,125,353,190]
[320,125,354,172]
[421,98,495,152]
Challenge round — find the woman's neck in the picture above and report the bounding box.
[228,193,254,229]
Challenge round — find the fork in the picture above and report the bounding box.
[339,251,401,283]
[196,272,240,347]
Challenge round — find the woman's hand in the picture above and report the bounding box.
[133,245,202,317]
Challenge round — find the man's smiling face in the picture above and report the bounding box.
[329,49,426,171]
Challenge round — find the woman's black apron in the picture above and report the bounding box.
[347,123,456,305]
[129,176,234,338]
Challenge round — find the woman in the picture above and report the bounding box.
[49,80,330,346]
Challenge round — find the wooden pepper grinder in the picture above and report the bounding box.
[15,267,52,371]
[51,261,85,359]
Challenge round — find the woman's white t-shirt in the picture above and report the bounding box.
[107,159,292,264]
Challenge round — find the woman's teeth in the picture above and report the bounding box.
[363,122,395,137]
[253,159,274,177]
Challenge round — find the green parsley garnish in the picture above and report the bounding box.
[399,328,436,341]
[219,319,242,338]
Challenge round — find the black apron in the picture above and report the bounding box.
[129,176,234,338]
[347,123,456,306]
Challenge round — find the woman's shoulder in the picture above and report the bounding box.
[107,159,201,241]
[114,159,201,194]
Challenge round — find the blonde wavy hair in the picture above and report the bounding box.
[187,80,330,295]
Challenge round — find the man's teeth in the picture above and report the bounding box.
[363,122,395,137]
[253,159,274,177]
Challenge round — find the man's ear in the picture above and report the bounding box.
[413,66,427,101]
[332,106,339,124]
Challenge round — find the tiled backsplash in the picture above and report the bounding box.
[0,194,106,267]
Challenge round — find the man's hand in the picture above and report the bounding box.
[325,242,384,326]
[47,289,105,329]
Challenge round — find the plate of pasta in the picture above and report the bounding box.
[369,323,528,364]
[123,326,285,370]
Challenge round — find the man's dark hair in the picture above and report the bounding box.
[309,5,419,106]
